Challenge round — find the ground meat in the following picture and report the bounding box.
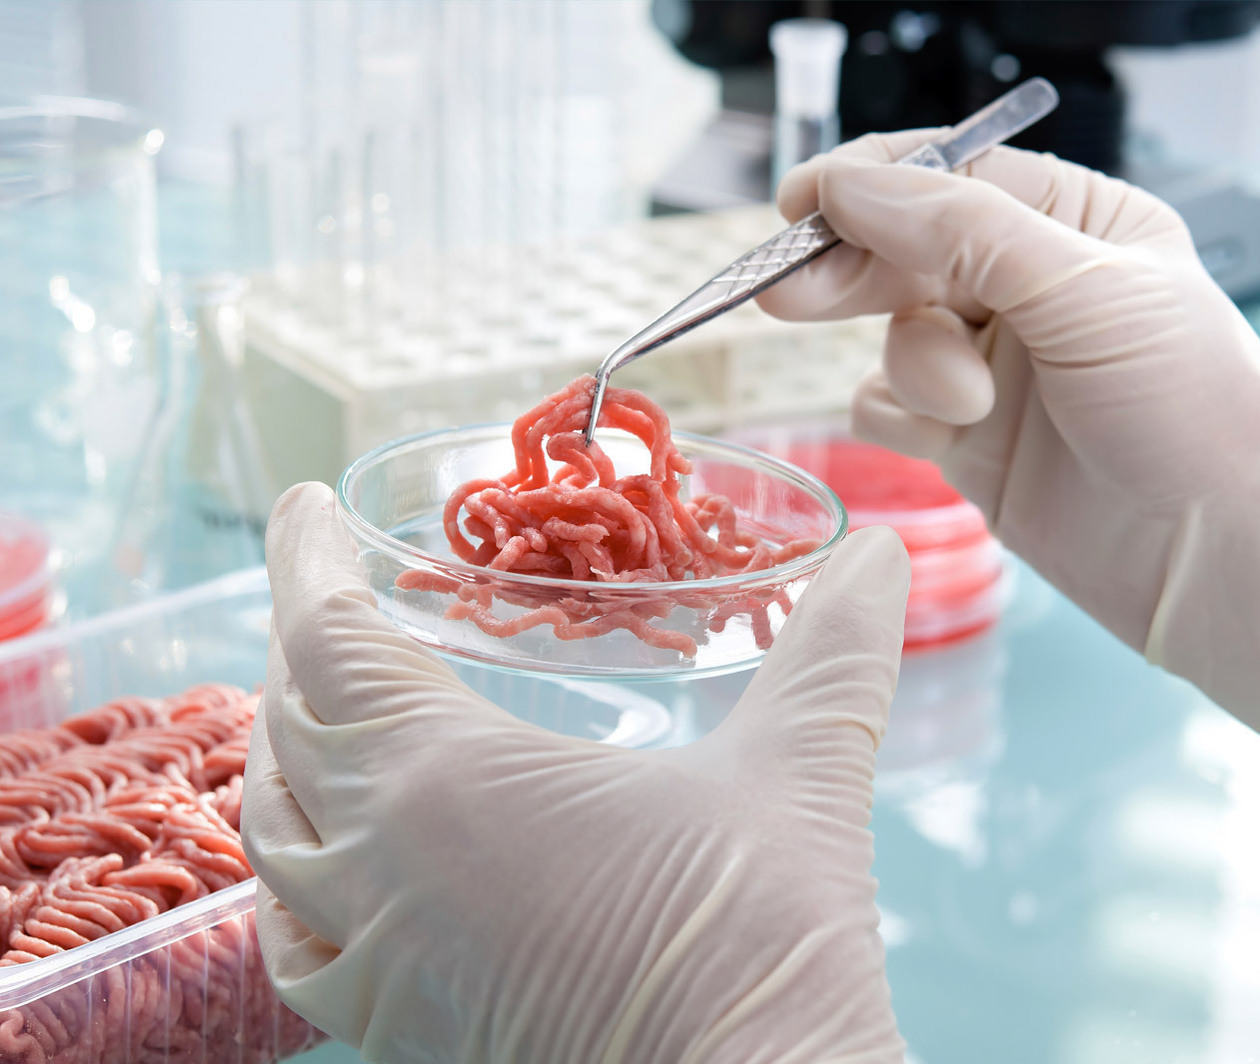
[0,684,321,1063]
[400,375,821,656]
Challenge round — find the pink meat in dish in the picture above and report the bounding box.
[398,376,821,656]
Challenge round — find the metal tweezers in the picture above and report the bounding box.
[582,77,1059,444]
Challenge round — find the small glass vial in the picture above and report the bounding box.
[769,18,847,191]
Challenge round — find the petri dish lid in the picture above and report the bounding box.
[0,512,53,641]
[903,565,1011,650]
[792,438,989,548]
[730,431,989,551]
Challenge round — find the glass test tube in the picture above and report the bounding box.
[769,18,847,192]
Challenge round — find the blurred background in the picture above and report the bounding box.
[6,4,1260,1063]
[7,0,1260,617]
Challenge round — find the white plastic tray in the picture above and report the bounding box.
[239,205,888,491]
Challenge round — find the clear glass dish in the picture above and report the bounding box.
[337,424,846,680]
[0,99,164,617]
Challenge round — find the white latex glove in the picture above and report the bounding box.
[242,482,910,1064]
[758,133,1260,720]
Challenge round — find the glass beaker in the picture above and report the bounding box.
[109,273,270,599]
[0,98,163,617]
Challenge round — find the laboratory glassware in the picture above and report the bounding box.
[336,424,845,679]
[770,18,847,190]
[109,275,268,601]
[583,77,1059,444]
[0,98,163,616]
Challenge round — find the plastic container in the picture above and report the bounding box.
[239,207,887,492]
[0,567,668,1064]
[730,429,1006,649]
[337,425,847,680]
[0,570,317,1064]
[0,512,57,643]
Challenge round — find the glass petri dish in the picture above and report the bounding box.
[337,424,846,681]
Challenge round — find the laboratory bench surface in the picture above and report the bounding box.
[286,557,1260,1064]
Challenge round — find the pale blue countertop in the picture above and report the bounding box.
[876,563,1259,1064]
[289,558,1260,1064]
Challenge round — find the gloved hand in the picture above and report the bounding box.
[242,482,910,1064]
[758,133,1260,720]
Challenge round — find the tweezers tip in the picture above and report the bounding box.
[584,373,609,446]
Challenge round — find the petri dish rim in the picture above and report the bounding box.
[336,421,849,601]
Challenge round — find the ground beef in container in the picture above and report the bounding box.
[0,684,319,1064]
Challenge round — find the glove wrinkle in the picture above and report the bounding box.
[1145,476,1260,721]
[599,861,741,1064]
[675,927,852,1064]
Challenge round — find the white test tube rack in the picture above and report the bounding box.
[237,205,888,491]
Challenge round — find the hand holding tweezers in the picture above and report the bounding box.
[582,77,1059,444]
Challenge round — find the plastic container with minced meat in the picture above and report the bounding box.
[0,570,322,1064]
[0,568,668,1064]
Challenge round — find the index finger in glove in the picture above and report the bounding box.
[788,129,1187,251]
[266,481,507,729]
[757,130,1006,323]
[761,131,1180,325]
[774,130,1063,224]
[779,153,1111,322]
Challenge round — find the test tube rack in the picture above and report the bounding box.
[238,205,886,491]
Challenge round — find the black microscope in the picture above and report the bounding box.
[651,0,1260,300]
